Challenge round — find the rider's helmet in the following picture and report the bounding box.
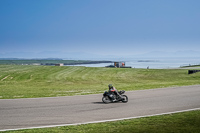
[108,84,113,89]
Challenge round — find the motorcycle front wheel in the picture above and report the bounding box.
[102,96,111,104]
[121,95,128,103]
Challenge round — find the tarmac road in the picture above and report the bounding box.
[0,85,200,131]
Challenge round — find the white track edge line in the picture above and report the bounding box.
[1,108,200,132]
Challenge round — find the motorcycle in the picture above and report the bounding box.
[102,90,128,104]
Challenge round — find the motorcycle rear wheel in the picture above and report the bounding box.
[102,96,111,104]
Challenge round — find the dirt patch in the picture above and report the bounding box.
[1,75,10,81]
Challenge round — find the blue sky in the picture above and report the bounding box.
[0,0,200,58]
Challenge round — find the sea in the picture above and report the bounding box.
[67,57,200,69]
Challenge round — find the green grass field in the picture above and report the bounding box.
[0,65,200,99]
[4,110,200,133]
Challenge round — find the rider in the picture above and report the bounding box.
[108,84,122,101]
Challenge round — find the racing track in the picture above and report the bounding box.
[0,85,200,131]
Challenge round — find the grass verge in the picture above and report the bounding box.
[0,65,200,99]
[3,110,200,133]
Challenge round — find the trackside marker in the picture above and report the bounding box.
[0,108,200,132]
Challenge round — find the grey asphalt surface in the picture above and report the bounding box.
[0,85,200,131]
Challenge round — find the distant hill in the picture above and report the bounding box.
[0,59,112,65]
[0,51,104,60]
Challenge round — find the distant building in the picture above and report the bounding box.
[114,62,125,68]
[106,62,131,68]
[55,63,64,66]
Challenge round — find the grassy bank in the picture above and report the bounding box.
[4,110,200,133]
[0,65,200,99]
